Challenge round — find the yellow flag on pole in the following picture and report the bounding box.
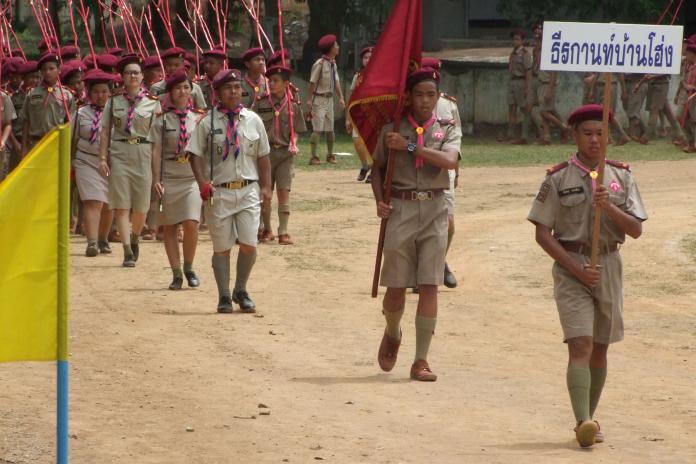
[0,124,70,363]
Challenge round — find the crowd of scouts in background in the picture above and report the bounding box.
[504,23,696,151]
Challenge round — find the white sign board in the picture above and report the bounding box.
[540,21,683,75]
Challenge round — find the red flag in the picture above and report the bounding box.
[347,0,422,154]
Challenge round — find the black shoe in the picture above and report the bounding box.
[98,241,112,254]
[444,263,457,288]
[169,277,183,290]
[131,242,139,262]
[184,270,200,288]
[85,243,98,257]
[123,253,136,268]
[357,167,369,182]
[233,290,256,313]
[217,295,234,313]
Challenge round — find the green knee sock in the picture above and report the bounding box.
[122,243,133,256]
[172,267,183,278]
[382,306,404,340]
[414,315,437,362]
[234,249,257,293]
[262,205,272,231]
[277,203,290,235]
[211,254,231,297]
[326,131,335,156]
[567,367,592,422]
[183,261,193,273]
[310,132,320,158]
[130,232,139,245]
[589,367,607,418]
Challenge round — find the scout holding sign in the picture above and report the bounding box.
[530,21,681,447]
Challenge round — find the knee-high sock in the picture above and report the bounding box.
[567,367,592,422]
[212,254,231,297]
[383,305,404,340]
[234,249,257,293]
[262,205,272,231]
[326,131,335,156]
[277,203,290,235]
[310,132,320,158]
[589,367,607,418]
[414,315,437,362]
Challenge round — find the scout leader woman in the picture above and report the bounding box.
[99,54,161,267]
[151,70,203,290]
[72,69,116,257]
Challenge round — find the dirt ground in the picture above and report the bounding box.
[2,159,696,464]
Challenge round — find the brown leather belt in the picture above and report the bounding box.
[392,189,444,201]
[114,137,151,145]
[215,179,256,190]
[314,92,333,97]
[560,241,619,256]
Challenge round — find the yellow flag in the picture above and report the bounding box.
[0,125,70,362]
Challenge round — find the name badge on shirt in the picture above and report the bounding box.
[558,186,584,197]
[212,129,223,134]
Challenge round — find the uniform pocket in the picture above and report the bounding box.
[242,132,260,156]
[559,192,586,223]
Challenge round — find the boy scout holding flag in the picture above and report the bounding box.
[528,104,647,447]
[187,69,272,313]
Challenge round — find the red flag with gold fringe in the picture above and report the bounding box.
[347,0,422,154]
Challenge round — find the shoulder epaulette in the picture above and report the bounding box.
[546,161,569,175]
[437,118,455,126]
[192,108,205,114]
[440,92,457,103]
[155,111,164,117]
[606,159,631,171]
[146,93,159,100]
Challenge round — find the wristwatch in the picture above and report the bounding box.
[407,142,417,155]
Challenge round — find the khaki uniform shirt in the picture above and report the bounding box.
[241,74,269,110]
[532,44,552,83]
[528,159,648,249]
[9,88,26,137]
[149,80,207,110]
[1,92,17,125]
[73,104,104,156]
[435,95,461,127]
[255,95,307,147]
[150,107,204,160]
[310,57,340,95]
[197,77,214,108]
[21,83,76,139]
[509,46,532,78]
[101,92,161,157]
[186,107,270,184]
[373,117,462,191]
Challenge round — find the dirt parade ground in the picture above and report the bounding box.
[2,159,696,464]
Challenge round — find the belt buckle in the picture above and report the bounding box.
[176,154,189,164]
[127,137,138,145]
[229,180,243,189]
[412,191,432,201]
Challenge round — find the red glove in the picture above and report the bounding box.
[199,182,214,201]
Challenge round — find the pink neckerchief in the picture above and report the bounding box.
[244,74,265,102]
[42,81,69,107]
[321,55,338,91]
[217,103,243,161]
[88,103,104,144]
[123,89,147,134]
[406,112,437,169]
[570,153,599,193]
[172,103,193,158]
[266,93,289,144]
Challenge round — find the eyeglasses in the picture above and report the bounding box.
[123,70,141,76]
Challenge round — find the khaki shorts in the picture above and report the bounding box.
[507,79,527,107]
[380,197,448,288]
[536,81,557,112]
[624,82,648,119]
[270,147,295,191]
[552,251,624,344]
[311,95,334,132]
[647,82,669,112]
[205,182,260,252]
[595,82,618,112]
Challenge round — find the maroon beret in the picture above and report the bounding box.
[60,64,84,82]
[106,47,124,57]
[242,47,265,62]
[183,60,193,71]
[421,57,441,70]
[406,67,440,90]
[184,52,196,63]
[567,104,613,126]
[63,59,84,69]
[212,68,241,89]
[97,54,119,70]
[112,74,123,86]
[203,47,227,60]
[59,45,80,59]
[142,55,161,70]
[266,50,291,67]
[3,56,25,74]
[165,69,189,91]
[161,47,186,60]
[318,34,337,51]
[82,68,115,86]
[360,46,374,58]
[17,60,38,75]
[37,52,61,69]
[38,37,59,52]
[116,53,141,73]
[265,65,292,79]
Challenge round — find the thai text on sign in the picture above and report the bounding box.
[540,21,683,74]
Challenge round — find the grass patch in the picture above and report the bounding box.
[293,196,346,212]
[681,233,696,263]
[293,133,693,170]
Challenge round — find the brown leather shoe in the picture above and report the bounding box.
[574,420,598,448]
[326,154,338,164]
[377,331,401,372]
[259,229,275,242]
[410,359,437,381]
[278,233,294,245]
[309,156,321,165]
